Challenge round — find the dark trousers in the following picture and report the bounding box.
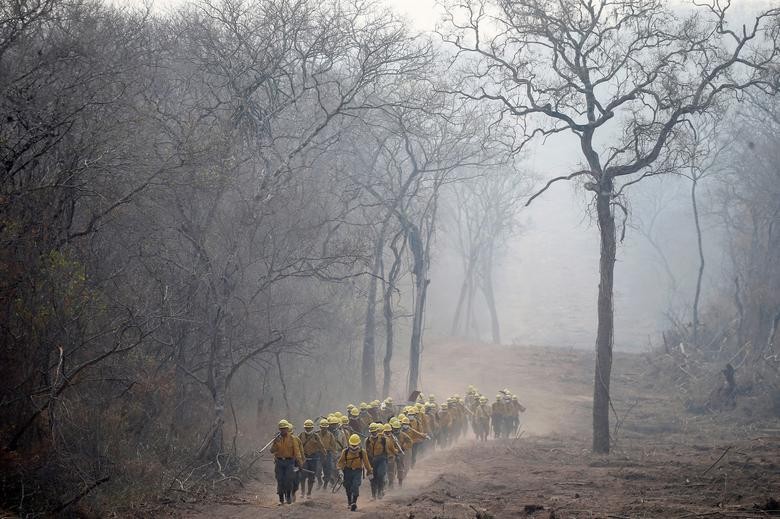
[303,453,320,494]
[274,458,295,503]
[343,468,362,505]
[322,451,334,486]
[369,455,387,498]
[492,416,503,438]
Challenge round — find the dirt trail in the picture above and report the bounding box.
[182,342,780,518]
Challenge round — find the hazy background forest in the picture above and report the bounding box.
[2,0,779,515]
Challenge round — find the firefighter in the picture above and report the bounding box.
[365,422,396,499]
[383,423,401,489]
[358,402,372,431]
[271,420,304,505]
[391,419,412,486]
[368,400,381,421]
[318,418,339,488]
[437,402,452,448]
[349,407,364,435]
[340,415,353,444]
[337,434,372,512]
[474,396,491,441]
[298,419,326,497]
[491,394,504,439]
[290,423,305,502]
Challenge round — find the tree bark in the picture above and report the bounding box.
[361,232,384,398]
[451,253,477,336]
[382,234,404,399]
[691,176,705,345]
[480,245,501,344]
[407,224,427,395]
[593,179,616,454]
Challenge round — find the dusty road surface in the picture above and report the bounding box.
[178,342,780,518]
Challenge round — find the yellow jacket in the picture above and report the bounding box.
[337,447,372,473]
[366,434,397,459]
[271,434,304,466]
[475,404,491,420]
[395,431,413,452]
[318,429,340,453]
[299,430,325,456]
[404,426,427,444]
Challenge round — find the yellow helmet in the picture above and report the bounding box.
[428,394,436,402]
[340,416,349,425]
[391,420,401,429]
[319,419,329,428]
[327,413,336,420]
[383,424,392,432]
[303,419,314,428]
[401,417,411,425]
[371,399,380,407]
[369,422,381,433]
[334,411,343,418]
[346,404,355,410]
[278,419,291,429]
[349,434,361,447]
[350,408,360,417]
[407,407,417,415]
[398,413,407,420]
[415,403,424,410]
[385,397,393,404]
[441,403,448,409]
[479,396,488,403]
[328,416,340,425]
[359,402,368,410]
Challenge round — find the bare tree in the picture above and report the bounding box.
[441,0,780,452]
[446,168,530,343]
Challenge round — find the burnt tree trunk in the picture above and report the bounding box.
[361,231,385,398]
[382,234,404,399]
[480,244,501,344]
[691,175,705,345]
[407,223,427,395]
[593,177,616,454]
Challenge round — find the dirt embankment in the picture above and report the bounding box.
[177,341,780,519]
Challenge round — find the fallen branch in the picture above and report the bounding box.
[701,446,732,477]
[53,475,110,513]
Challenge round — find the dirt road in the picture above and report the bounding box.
[182,342,780,518]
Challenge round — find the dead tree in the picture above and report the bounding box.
[441,0,780,453]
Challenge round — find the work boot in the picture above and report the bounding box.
[351,503,357,512]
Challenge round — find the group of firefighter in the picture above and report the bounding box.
[268,385,525,511]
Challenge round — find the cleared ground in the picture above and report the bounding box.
[181,341,780,518]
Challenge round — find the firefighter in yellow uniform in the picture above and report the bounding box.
[290,423,305,502]
[270,420,304,505]
[365,422,397,499]
[299,419,326,497]
[474,396,491,441]
[348,407,363,436]
[437,402,452,448]
[491,395,505,438]
[318,418,340,489]
[392,419,413,486]
[337,434,372,511]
